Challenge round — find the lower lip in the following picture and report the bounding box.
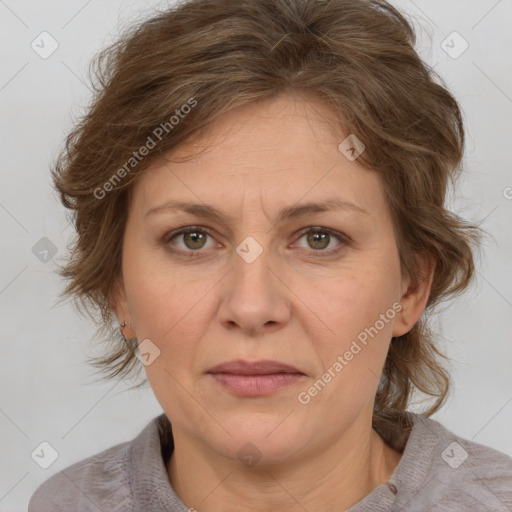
[209,372,305,396]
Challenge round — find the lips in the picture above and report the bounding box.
[207,359,305,376]
[207,359,306,397]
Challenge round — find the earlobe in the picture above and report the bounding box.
[392,253,436,338]
[111,275,134,335]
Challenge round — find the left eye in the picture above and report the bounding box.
[293,227,346,253]
[164,226,347,255]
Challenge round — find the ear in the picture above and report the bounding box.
[111,274,136,338]
[392,252,436,338]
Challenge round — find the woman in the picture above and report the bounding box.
[28,0,512,510]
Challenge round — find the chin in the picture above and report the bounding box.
[205,414,308,466]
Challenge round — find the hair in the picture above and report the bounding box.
[52,0,485,430]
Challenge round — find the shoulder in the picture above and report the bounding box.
[28,440,133,512]
[405,414,512,511]
[27,415,167,512]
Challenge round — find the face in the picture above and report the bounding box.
[114,94,431,466]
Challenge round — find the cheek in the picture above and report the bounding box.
[309,257,400,388]
[123,251,218,377]
[322,264,399,338]
[128,279,206,352]
[124,263,212,421]
[123,242,198,332]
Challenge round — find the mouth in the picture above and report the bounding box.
[208,372,306,396]
[206,359,306,396]
[207,359,305,376]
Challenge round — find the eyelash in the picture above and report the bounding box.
[163,225,349,258]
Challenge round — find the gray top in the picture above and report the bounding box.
[28,412,512,511]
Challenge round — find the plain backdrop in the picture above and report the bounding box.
[1,0,511,510]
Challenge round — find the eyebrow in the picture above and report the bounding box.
[144,198,370,225]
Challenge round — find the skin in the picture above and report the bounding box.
[113,93,434,512]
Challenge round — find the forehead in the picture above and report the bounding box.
[129,94,387,221]
[170,94,348,164]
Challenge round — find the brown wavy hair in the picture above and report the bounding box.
[52,0,485,428]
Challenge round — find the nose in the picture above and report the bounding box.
[216,242,291,336]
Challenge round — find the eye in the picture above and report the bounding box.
[163,225,348,257]
[164,226,216,253]
[293,227,348,255]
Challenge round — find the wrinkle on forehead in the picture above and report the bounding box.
[160,92,347,169]
[129,93,379,231]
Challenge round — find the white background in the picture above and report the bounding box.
[0,0,511,510]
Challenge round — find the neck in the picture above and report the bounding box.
[166,418,402,512]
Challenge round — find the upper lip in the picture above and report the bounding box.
[207,359,305,375]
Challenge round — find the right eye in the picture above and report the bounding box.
[164,226,218,255]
